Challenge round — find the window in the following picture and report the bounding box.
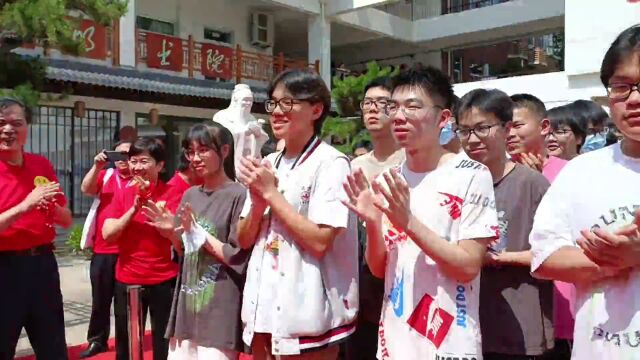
[453,56,463,83]
[255,13,269,43]
[204,28,233,44]
[136,16,174,35]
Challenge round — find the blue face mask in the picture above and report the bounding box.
[439,121,456,145]
[581,133,607,153]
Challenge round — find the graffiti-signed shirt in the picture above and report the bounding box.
[377,152,499,360]
[530,142,640,359]
[166,182,248,352]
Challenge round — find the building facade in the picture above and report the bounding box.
[9,0,318,215]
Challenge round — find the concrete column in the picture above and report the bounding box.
[119,0,137,67]
[308,1,332,88]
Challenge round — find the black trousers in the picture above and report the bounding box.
[343,320,378,360]
[114,278,176,360]
[87,253,118,346]
[0,251,68,360]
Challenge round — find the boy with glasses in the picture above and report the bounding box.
[530,24,640,359]
[348,78,404,360]
[455,89,554,360]
[343,68,499,359]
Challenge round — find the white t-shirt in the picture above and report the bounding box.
[377,152,499,360]
[529,142,640,359]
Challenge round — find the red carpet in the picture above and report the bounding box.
[16,331,253,360]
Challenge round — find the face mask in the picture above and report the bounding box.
[581,133,607,153]
[439,121,456,145]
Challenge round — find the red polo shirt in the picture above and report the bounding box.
[0,153,68,251]
[93,169,131,254]
[104,180,181,285]
[167,172,192,196]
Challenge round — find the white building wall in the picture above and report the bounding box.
[137,0,272,55]
[564,0,640,77]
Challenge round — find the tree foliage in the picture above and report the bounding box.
[321,61,397,155]
[0,0,127,106]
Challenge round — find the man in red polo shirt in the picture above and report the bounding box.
[0,97,73,359]
[79,142,132,358]
[102,137,181,360]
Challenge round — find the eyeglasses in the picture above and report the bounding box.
[607,82,640,100]
[455,124,500,140]
[184,147,214,160]
[549,128,573,137]
[385,101,441,117]
[265,98,304,113]
[360,98,390,111]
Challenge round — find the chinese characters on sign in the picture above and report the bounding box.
[72,19,108,60]
[145,32,184,72]
[200,44,233,80]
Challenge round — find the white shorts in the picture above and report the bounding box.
[168,338,239,360]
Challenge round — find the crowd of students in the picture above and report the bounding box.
[1,24,640,360]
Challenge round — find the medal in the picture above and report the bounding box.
[33,176,50,187]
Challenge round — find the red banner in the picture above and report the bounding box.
[145,33,183,72]
[200,44,233,80]
[73,19,108,60]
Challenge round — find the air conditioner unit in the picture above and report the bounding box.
[251,12,274,48]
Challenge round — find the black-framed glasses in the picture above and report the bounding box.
[360,98,390,111]
[265,98,303,113]
[455,124,500,140]
[607,82,640,100]
[549,128,573,137]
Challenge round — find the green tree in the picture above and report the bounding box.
[0,0,128,106]
[322,61,397,155]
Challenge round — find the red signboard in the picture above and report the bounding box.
[145,33,183,71]
[73,19,108,60]
[200,44,233,80]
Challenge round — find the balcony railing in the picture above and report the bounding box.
[135,30,317,84]
[444,0,511,15]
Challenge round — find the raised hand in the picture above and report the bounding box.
[237,156,278,200]
[142,201,177,239]
[22,183,62,212]
[177,202,195,234]
[372,169,412,231]
[341,168,384,224]
[577,210,640,269]
[94,150,108,168]
[516,152,544,172]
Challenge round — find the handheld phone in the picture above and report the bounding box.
[105,151,129,162]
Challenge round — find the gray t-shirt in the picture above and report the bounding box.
[165,182,248,351]
[480,164,554,355]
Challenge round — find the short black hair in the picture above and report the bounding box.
[510,93,547,120]
[353,140,372,152]
[268,68,332,134]
[260,140,277,158]
[0,97,31,123]
[571,99,609,129]
[364,77,392,95]
[391,67,455,109]
[176,151,190,173]
[456,89,513,125]
[548,104,587,152]
[601,24,640,87]
[129,137,166,163]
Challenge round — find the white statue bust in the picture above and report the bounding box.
[213,84,268,171]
